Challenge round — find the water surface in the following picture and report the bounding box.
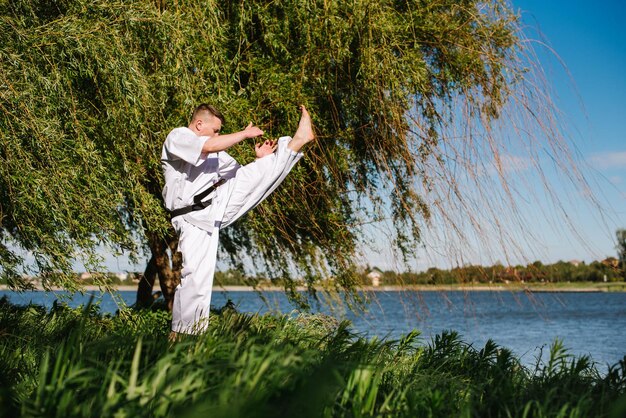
[2,289,625,368]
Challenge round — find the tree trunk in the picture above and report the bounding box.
[135,255,158,308]
[158,231,182,311]
[135,229,181,311]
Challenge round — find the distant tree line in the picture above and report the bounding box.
[3,256,623,288]
[364,259,624,286]
[196,259,626,287]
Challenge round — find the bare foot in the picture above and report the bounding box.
[288,105,315,152]
[294,105,315,142]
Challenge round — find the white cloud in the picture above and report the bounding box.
[589,151,626,169]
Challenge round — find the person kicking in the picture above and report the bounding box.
[161,104,315,336]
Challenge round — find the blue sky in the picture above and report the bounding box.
[101,0,626,273]
[360,0,626,271]
[509,0,626,262]
[519,0,625,156]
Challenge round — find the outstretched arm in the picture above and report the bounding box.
[202,123,263,153]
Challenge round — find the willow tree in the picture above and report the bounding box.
[0,0,579,307]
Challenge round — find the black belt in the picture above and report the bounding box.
[169,178,226,219]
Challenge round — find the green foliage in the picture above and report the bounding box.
[1,298,625,417]
[1,0,524,291]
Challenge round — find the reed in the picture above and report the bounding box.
[1,297,624,417]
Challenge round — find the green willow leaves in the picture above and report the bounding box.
[1,0,552,293]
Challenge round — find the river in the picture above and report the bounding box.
[2,289,625,368]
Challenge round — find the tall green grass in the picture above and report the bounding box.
[1,296,625,417]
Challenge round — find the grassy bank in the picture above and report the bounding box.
[1,298,625,417]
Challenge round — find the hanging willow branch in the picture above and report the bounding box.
[0,0,593,304]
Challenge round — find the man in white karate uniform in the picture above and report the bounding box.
[162,104,314,335]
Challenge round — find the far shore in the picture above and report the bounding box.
[2,282,625,293]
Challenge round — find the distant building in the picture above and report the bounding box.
[569,260,583,267]
[367,268,383,287]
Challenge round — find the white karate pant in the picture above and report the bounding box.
[171,137,302,334]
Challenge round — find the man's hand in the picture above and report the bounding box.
[255,139,277,158]
[243,122,264,139]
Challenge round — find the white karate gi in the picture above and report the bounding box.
[161,127,302,333]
